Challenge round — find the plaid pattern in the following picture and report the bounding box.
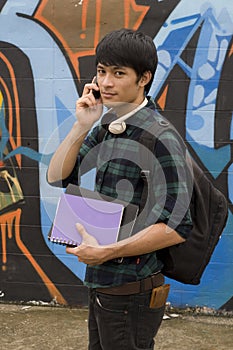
[65,99,192,288]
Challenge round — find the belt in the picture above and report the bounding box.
[95,272,164,296]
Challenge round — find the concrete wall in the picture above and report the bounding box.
[0,0,232,310]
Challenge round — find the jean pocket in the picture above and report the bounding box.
[96,293,129,314]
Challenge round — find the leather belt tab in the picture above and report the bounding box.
[95,273,164,296]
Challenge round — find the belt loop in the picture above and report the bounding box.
[151,275,155,289]
[140,278,145,293]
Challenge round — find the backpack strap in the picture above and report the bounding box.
[139,118,170,219]
[97,127,107,144]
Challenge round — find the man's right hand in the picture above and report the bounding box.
[75,79,103,131]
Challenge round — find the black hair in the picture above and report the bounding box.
[95,28,158,94]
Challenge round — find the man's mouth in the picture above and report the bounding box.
[101,92,117,99]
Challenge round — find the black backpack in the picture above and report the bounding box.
[138,116,229,285]
[97,112,229,285]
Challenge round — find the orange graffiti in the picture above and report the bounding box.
[229,43,233,57]
[0,54,21,167]
[34,0,149,79]
[80,0,89,40]
[1,209,67,305]
[157,84,169,111]
[124,0,149,29]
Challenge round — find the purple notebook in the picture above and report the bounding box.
[49,192,124,246]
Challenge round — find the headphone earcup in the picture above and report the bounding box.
[108,121,126,134]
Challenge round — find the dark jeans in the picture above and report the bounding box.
[88,288,165,350]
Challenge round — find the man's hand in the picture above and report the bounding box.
[66,223,109,265]
[75,78,103,131]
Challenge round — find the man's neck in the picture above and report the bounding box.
[111,97,146,118]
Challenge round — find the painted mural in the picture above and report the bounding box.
[0,0,232,310]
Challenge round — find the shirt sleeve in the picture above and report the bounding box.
[145,130,193,239]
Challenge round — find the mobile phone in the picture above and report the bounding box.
[92,77,101,99]
[92,89,101,100]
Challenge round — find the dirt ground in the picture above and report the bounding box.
[0,303,233,350]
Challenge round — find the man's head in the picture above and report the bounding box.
[95,28,158,94]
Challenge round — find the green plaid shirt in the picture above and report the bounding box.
[64,99,192,288]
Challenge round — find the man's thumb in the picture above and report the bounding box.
[76,223,86,236]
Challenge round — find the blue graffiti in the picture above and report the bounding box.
[150,0,233,308]
[0,99,52,165]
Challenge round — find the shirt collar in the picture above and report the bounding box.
[124,97,157,137]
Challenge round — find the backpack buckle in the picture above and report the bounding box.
[141,170,150,179]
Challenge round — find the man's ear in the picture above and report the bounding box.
[139,71,152,87]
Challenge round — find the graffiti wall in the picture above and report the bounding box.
[0,0,232,310]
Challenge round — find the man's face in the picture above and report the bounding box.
[96,63,145,112]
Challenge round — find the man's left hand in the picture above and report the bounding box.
[66,223,109,265]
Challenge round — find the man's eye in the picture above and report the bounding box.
[115,71,124,76]
[97,69,105,75]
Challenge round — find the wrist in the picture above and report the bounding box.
[101,244,122,263]
[68,121,89,143]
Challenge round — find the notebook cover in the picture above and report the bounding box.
[65,184,139,241]
[49,192,124,246]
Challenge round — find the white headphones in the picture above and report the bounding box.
[108,98,148,134]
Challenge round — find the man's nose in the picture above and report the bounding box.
[101,74,114,87]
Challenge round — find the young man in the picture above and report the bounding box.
[48,29,192,349]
